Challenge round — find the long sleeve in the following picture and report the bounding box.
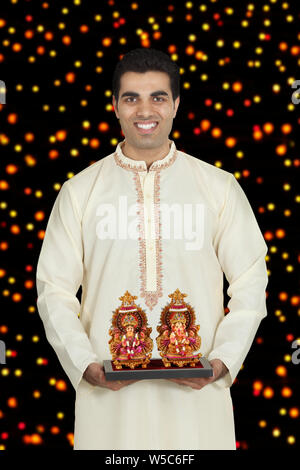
[36,181,99,392]
[208,174,269,388]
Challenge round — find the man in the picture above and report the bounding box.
[36,48,269,450]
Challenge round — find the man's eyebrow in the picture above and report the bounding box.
[120,90,169,98]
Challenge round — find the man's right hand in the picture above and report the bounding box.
[83,362,137,391]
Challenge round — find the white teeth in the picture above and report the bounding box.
[136,122,157,129]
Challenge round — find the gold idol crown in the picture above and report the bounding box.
[122,313,138,328]
[168,289,188,324]
[168,288,187,306]
[118,291,139,329]
[119,290,138,311]
[169,311,187,324]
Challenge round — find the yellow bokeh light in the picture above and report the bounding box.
[272,428,281,437]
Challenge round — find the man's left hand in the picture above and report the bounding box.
[168,358,229,390]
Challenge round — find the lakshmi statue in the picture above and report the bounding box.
[156,288,202,367]
[109,290,153,369]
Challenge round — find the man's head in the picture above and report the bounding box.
[112,48,180,151]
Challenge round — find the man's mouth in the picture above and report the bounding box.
[134,121,159,134]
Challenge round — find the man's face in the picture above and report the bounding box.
[112,70,180,150]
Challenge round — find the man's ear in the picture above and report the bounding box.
[173,95,180,118]
[112,95,119,119]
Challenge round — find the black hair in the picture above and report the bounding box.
[112,48,180,105]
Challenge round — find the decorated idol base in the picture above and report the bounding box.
[103,357,213,381]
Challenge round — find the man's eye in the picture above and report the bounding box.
[125,97,165,102]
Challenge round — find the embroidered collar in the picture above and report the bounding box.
[114,139,178,172]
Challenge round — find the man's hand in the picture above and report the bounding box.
[168,358,229,390]
[83,362,137,391]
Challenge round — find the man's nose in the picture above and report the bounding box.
[135,100,156,117]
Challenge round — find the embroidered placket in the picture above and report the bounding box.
[137,170,162,310]
[113,141,178,310]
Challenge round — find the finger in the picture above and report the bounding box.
[101,378,139,391]
[168,378,195,387]
[113,379,139,389]
[168,378,210,389]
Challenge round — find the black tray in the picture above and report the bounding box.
[103,357,213,381]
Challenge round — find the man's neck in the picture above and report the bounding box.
[121,140,171,168]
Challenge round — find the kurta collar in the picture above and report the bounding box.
[114,139,178,172]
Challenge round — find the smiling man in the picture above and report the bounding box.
[112,69,179,168]
[36,48,269,450]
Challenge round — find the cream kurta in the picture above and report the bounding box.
[36,139,268,450]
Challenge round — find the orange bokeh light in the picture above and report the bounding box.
[281,387,292,398]
[65,72,76,83]
[263,122,274,134]
[211,128,222,138]
[253,380,263,391]
[276,144,287,156]
[185,45,195,55]
[7,397,18,408]
[6,164,18,174]
[89,138,100,148]
[49,149,59,159]
[55,130,67,141]
[264,231,274,241]
[10,225,21,235]
[98,122,109,132]
[279,292,288,301]
[275,366,287,377]
[7,113,18,124]
[24,133,35,142]
[225,137,237,148]
[56,380,67,391]
[0,180,9,190]
[44,31,53,41]
[12,43,22,52]
[253,130,263,140]
[289,408,299,418]
[102,37,112,47]
[24,30,34,39]
[232,81,243,92]
[12,293,22,302]
[263,387,274,399]
[200,120,211,131]
[168,45,177,54]
[62,35,72,46]
[34,211,45,221]
[80,25,89,33]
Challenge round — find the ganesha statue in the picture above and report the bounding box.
[109,290,153,369]
[156,288,202,367]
